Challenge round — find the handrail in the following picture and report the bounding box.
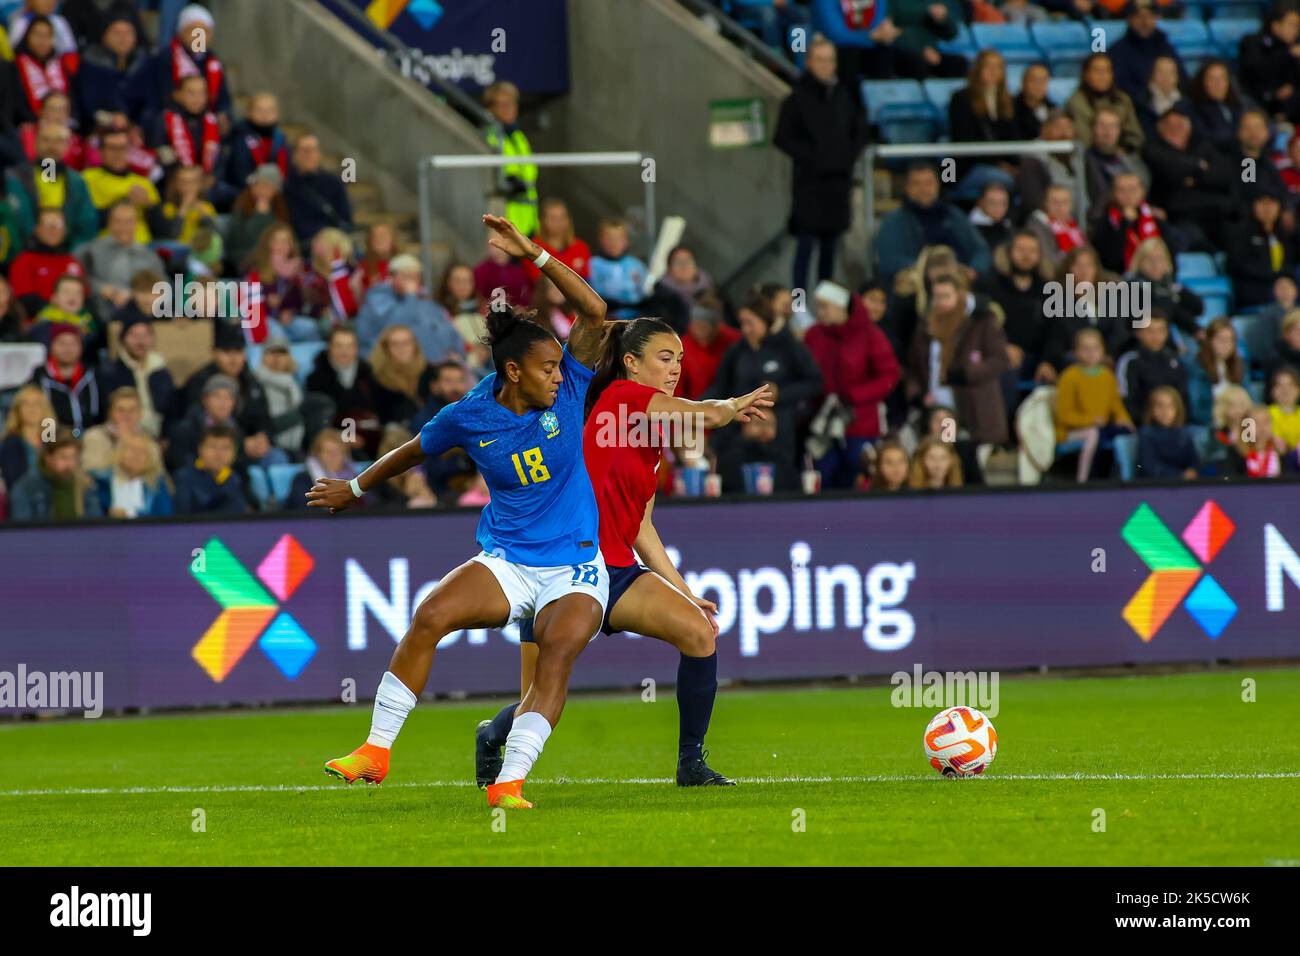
[674,0,800,84]
[318,0,494,128]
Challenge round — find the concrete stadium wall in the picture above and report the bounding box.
[212,0,491,264]
[539,0,796,293]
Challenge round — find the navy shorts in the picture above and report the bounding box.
[517,563,651,642]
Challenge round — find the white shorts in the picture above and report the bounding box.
[472,550,610,632]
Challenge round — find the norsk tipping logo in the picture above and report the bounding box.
[1121,501,1238,642]
[191,535,317,681]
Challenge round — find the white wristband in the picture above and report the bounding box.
[532,248,551,269]
[349,477,363,498]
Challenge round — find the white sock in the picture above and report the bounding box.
[366,671,417,748]
[496,711,553,783]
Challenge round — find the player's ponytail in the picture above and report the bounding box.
[585,316,677,418]
[483,305,557,378]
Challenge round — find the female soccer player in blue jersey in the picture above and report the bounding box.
[311,214,613,809]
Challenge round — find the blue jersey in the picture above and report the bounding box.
[419,346,599,567]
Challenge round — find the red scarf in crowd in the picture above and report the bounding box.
[1109,202,1160,269]
[17,52,75,118]
[1042,213,1085,253]
[19,123,83,169]
[245,131,288,176]
[164,109,221,172]
[325,259,359,320]
[840,0,879,29]
[46,357,85,388]
[1245,447,1281,478]
[171,38,223,112]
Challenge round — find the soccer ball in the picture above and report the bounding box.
[924,706,997,777]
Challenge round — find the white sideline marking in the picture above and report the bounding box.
[1,771,1297,797]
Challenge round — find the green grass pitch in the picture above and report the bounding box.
[2,668,1297,866]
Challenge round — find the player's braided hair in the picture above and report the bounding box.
[482,304,557,379]
[585,316,677,419]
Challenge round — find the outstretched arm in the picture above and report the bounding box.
[646,384,775,430]
[306,435,427,513]
[483,213,607,365]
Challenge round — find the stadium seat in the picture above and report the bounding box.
[1175,252,1218,279]
[1162,19,1217,71]
[252,463,305,510]
[860,80,935,143]
[1005,62,1028,95]
[290,342,326,384]
[938,22,977,57]
[1111,433,1137,481]
[1047,77,1078,107]
[1246,378,1267,402]
[1211,2,1266,20]
[1088,19,1126,47]
[971,23,1041,65]
[923,78,966,117]
[1184,276,1233,320]
[246,344,264,372]
[248,467,273,508]
[1233,314,1277,369]
[1208,18,1260,59]
[1030,21,1089,74]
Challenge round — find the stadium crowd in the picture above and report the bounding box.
[1,0,1299,524]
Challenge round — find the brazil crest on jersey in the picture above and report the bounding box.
[419,347,599,567]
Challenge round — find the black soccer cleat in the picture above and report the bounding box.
[475,719,503,789]
[676,750,736,787]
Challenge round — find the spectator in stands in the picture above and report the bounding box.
[131,3,230,131]
[803,280,900,487]
[76,9,145,131]
[906,271,1009,446]
[95,430,173,518]
[1085,108,1151,214]
[1,383,55,489]
[1239,6,1300,125]
[9,427,102,520]
[32,274,94,343]
[152,163,217,247]
[729,0,810,51]
[1108,0,1183,101]
[889,0,968,78]
[878,162,990,286]
[1125,237,1203,345]
[1269,365,1300,454]
[525,197,589,281]
[355,253,461,363]
[982,230,1056,421]
[1118,312,1187,421]
[284,133,352,244]
[1054,326,1134,481]
[225,164,288,273]
[288,427,361,511]
[0,276,28,341]
[1186,60,1249,159]
[1026,183,1085,267]
[81,201,165,324]
[483,80,538,238]
[410,359,471,435]
[1136,384,1198,479]
[1218,403,1284,478]
[1133,55,1183,138]
[1227,187,1296,309]
[10,123,99,248]
[473,228,532,309]
[530,274,577,341]
[251,335,305,455]
[243,220,311,343]
[863,439,909,492]
[435,263,490,375]
[150,74,221,178]
[96,314,174,438]
[1143,103,1235,253]
[1043,245,1125,368]
[304,325,388,458]
[8,208,85,313]
[358,221,396,293]
[18,90,85,170]
[999,0,1049,24]
[884,243,959,368]
[368,424,437,509]
[810,0,919,83]
[1187,316,1245,426]
[31,323,102,436]
[947,50,1019,198]
[171,425,248,514]
[10,2,76,56]
[588,217,649,319]
[907,436,963,489]
[969,181,1013,252]
[1012,62,1054,141]
[167,371,243,471]
[678,291,741,402]
[1017,110,1079,216]
[1066,53,1144,153]
[1233,109,1288,207]
[13,15,79,125]
[183,323,277,466]
[1092,172,1161,274]
[81,127,162,242]
[1269,307,1300,381]
[221,91,288,198]
[297,227,361,329]
[774,35,868,292]
[709,292,822,492]
[654,245,716,332]
[370,323,435,427]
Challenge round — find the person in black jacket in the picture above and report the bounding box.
[1125,236,1204,348]
[284,133,353,249]
[1227,187,1297,309]
[1012,63,1054,141]
[947,50,1019,200]
[1232,109,1288,207]
[74,10,146,130]
[979,230,1055,423]
[1118,313,1189,423]
[183,322,278,465]
[773,36,868,292]
[1238,6,1300,124]
[96,312,175,437]
[304,325,389,459]
[1142,103,1235,251]
[1186,60,1248,158]
[172,425,249,515]
[1091,172,1163,274]
[1109,1,1185,101]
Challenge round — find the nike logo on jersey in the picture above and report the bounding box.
[479,439,499,447]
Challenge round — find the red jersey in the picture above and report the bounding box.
[582,378,661,567]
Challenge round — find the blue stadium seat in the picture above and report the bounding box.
[1232,314,1277,369]
[861,80,935,143]
[251,463,305,510]
[1030,21,1090,74]
[247,344,264,371]
[1088,19,1127,47]
[1176,252,1218,279]
[972,23,1041,65]
[923,78,966,117]
[1210,2,1266,20]
[938,22,977,57]
[248,467,273,508]
[1208,18,1260,59]
[1047,77,1077,107]
[1185,274,1233,322]
[290,342,325,384]
[1004,62,1028,94]
[1162,19,1217,71]
[268,464,303,505]
[1246,378,1267,403]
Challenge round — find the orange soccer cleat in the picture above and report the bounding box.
[486,778,533,809]
[324,742,390,785]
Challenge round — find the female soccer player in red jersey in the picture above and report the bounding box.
[477,317,773,786]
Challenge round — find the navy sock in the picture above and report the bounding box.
[486,701,518,750]
[676,652,717,763]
